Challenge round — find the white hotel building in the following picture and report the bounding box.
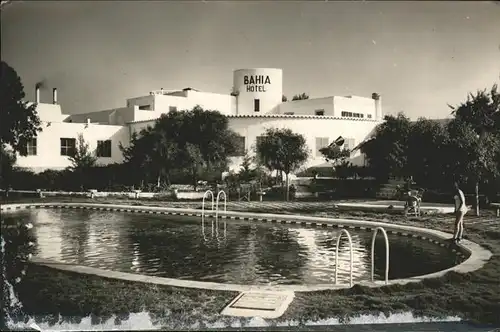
[15,68,383,174]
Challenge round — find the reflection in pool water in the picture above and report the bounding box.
[3,209,463,285]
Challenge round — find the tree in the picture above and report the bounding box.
[360,113,412,180]
[407,118,450,189]
[0,145,16,189]
[255,128,310,201]
[292,93,309,101]
[68,134,97,170]
[119,130,155,188]
[319,140,351,164]
[445,121,500,216]
[67,134,97,190]
[238,150,257,182]
[319,137,352,178]
[449,84,500,135]
[447,84,500,215]
[181,106,239,170]
[149,112,185,186]
[0,61,42,154]
[120,106,242,190]
[282,95,288,102]
[182,143,205,190]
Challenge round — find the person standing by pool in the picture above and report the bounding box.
[452,181,468,243]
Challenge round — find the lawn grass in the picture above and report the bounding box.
[2,196,500,329]
[15,265,239,329]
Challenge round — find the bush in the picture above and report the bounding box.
[310,178,379,199]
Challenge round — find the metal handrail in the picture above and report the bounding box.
[334,228,354,287]
[202,190,215,227]
[371,226,390,284]
[215,190,227,230]
[202,190,228,243]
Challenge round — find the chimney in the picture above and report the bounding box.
[35,85,40,103]
[372,93,382,120]
[52,88,58,104]
[160,88,164,94]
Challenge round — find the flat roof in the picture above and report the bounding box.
[126,114,381,125]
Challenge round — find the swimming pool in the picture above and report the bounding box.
[2,208,465,286]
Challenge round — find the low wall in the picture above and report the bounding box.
[0,189,206,200]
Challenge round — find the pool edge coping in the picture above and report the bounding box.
[2,202,493,293]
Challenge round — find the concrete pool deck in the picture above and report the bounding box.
[2,202,492,294]
[205,321,499,331]
[335,200,458,214]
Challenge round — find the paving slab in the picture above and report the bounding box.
[221,291,295,319]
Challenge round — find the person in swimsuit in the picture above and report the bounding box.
[452,181,468,243]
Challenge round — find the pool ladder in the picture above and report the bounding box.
[334,227,390,287]
[201,190,227,241]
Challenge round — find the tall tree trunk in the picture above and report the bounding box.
[475,181,480,216]
[285,173,290,201]
[192,167,197,191]
[157,173,161,188]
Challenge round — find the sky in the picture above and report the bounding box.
[1,0,499,119]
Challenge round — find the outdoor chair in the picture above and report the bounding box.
[404,190,423,217]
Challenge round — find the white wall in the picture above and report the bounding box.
[68,110,115,124]
[233,68,283,115]
[126,91,237,122]
[127,114,380,173]
[226,116,381,172]
[333,96,378,120]
[15,114,380,175]
[70,89,237,125]
[152,91,235,116]
[126,95,155,110]
[128,120,154,136]
[273,97,334,116]
[180,90,235,115]
[31,102,70,123]
[15,122,130,173]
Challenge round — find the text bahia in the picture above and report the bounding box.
[244,75,271,92]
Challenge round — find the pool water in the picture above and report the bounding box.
[3,209,463,285]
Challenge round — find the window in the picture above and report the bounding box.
[254,99,260,112]
[169,106,177,112]
[97,140,112,158]
[341,111,364,118]
[284,112,295,115]
[368,114,372,119]
[315,137,329,157]
[315,109,325,116]
[230,136,245,157]
[139,105,151,110]
[343,138,356,151]
[60,138,76,156]
[22,138,37,156]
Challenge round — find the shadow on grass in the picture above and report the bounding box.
[12,264,240,329]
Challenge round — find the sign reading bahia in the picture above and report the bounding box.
[244,75,271,92]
